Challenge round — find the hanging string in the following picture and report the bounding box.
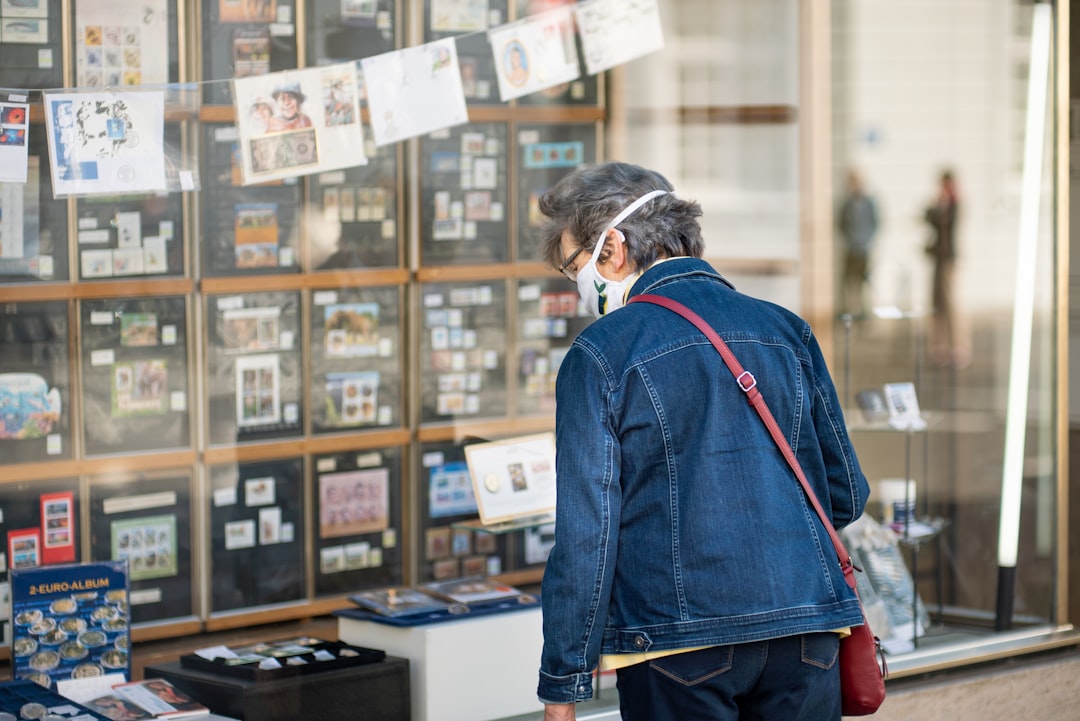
[2,1,594,98]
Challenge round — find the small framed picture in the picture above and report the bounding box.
[883,382,926,430]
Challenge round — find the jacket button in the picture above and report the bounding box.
[634,636,646,649]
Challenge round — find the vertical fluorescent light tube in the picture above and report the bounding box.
[996,2,1052,630]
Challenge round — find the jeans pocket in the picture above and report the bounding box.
[800,632,840,670]
[649,646,735,686]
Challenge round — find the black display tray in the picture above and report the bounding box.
[0,679,113,721]
[180,641,385,680]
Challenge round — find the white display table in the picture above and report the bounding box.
[337,605,544,721]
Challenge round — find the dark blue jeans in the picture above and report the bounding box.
[615,633,841,721]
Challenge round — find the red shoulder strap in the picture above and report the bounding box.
[628,293,858,590]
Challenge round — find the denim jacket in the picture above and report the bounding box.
[537,258,870,704]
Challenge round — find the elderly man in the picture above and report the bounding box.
[535,162,869,721]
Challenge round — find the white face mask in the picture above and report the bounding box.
[576,190,670,318]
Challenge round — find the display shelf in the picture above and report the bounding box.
[0,0,624,643]
[452,513,555,535]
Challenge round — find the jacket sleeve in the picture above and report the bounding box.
[537,341,621,704]
[805,329,870,530]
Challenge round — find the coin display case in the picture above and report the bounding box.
[312,446,405,597]
[207,457,307,614]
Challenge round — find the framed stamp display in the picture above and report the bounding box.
[0,301,70,463]
[207,458,305,613]
[515,276,589,415]
[0,138,69,282]
[308,142,401,270]
[201,0,297,105]
[419,122,509,265]
[205,291,302,445]
[88,470,194,626]
[74,126,186,281]
[79,295,190,456]
[0,1,63,92]
[201,123,303,276]
[416,440,508,583]
[418,279,507,424]
[305,0,395,68]
[515,122,597,261]
[0,478,81,637]
[312,446,403,596]
[423,0,508,106]
[71,0,181,88]
[310,285,403,434]
[513,0,599,107]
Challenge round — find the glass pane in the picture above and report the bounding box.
[831,1,1058,656]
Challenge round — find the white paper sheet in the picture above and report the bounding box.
[488,6,580,102]
[233,62,367,184]
[574,0,665,76]
[74,0,169,87]
[43,90,167,196]
[362,39,469,147]
[0,93,30,183]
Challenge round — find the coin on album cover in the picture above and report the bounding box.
[59,617,86,634]
[101,649,128,669]
[12,637,37,657]
[49,598,77,615]
[77,630,107,648]
[484,473,500,493]
[14,610,42,627]
[28,649,59,671]
[72,662,104,679]
[59,641,88,661]
[19,702,46,719]
[0,712,16,721]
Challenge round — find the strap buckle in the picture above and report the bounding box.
[736,370,757,393]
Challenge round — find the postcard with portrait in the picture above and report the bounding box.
[233,62,366,184]
[488,5,580,102]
